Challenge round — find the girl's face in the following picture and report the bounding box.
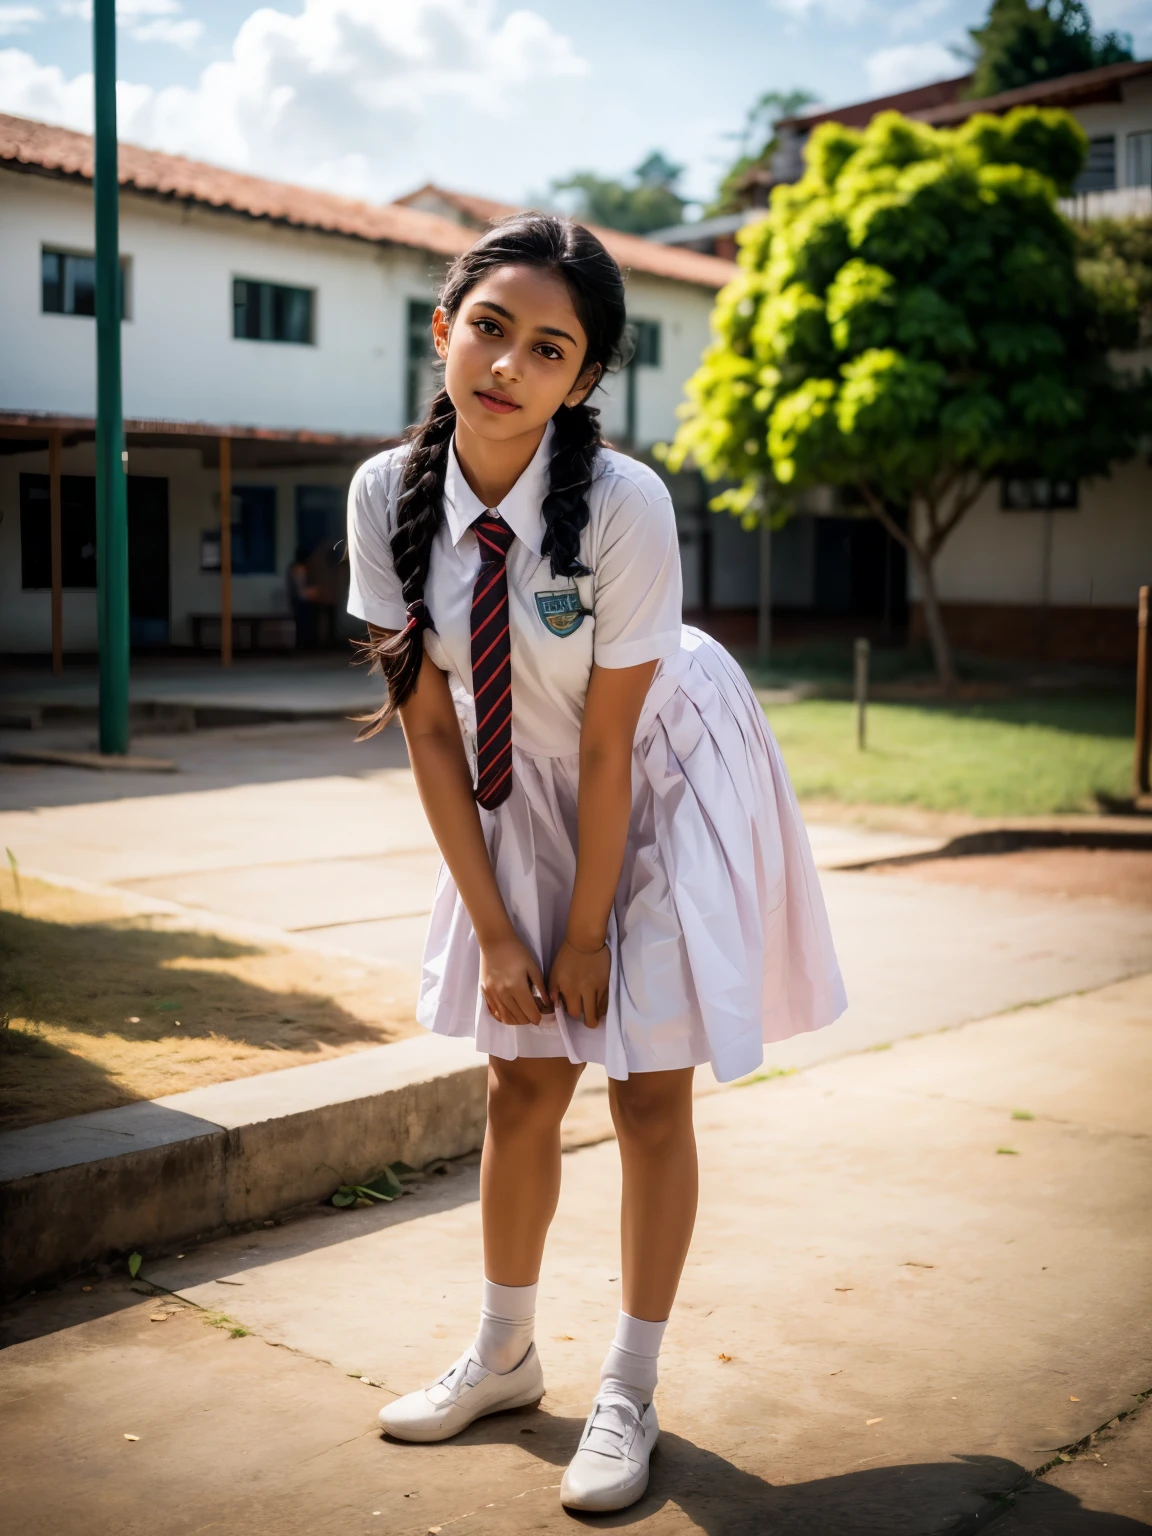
[433,264,600,445]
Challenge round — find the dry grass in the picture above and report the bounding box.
[0,872,420,1131]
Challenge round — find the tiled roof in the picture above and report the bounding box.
[776,58,1152,135]
[0,112,471,258]
[394,184,738,289]
[0,115,736,288]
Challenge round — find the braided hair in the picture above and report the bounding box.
[357,212,628,737]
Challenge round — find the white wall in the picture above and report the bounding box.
[915,457,1152,610]
[594,272,717,448]
[0,169,444,437]
[1070,74,1152,188]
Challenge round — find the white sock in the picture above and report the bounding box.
[598,1310,667,1408]
[474,1279,537,1375]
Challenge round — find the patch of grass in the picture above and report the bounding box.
[761,694,1133,816]
[203,1312,249,1338]
[0,871,418,1130]
[996,1147,1021,1155]
[1011,1109,1035,1121]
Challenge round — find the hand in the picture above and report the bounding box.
[479,935,552,1025]
[548,939,611,1030]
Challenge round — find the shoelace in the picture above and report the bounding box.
[426,1350,488,1407]
[582,1392,644,1458]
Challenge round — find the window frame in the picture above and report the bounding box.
[232,276,316,346]
[1000,476,1079,512]
[41,245,131,320]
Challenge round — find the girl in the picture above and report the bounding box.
[347,213,845,1514]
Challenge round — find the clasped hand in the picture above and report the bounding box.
[479,934,609,1028]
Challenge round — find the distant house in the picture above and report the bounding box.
[681,61,1152,662]
[0,125,735,657]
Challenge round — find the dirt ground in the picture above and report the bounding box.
[0,872,420,1131]
[878,846,1152,906]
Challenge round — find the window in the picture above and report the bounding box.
[1074,136,1116,194]
[1001,477,1079,511]
[233,279,314,344]
[1127,131,1152,189]
[294,484,345,560]
[628,318,662,368]
[406,299,438,424]
[42,248,127,318]
[203,485,278,573]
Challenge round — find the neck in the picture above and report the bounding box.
[453,415,548,509]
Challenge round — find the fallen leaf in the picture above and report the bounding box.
[149,1312,171,1322]
[82,1285,92,1292]
[1070,1395,1080,1402]
[830,1369,842,1376]
[123,1433,139,1441]
[835,1287,853,1292]
[429,1527,442,1534]
[866,1418,883,1426]
[901,1262,935,1269]
[996,1147,1020,1156]
[128,1252,142,1279]
[718,1353,733,1363]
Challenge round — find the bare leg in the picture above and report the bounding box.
[609,1067,698,1321]
[481,1055,584,1286]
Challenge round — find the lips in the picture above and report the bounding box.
[475,390,520,415]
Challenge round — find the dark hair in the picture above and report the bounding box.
[357,212,627,736]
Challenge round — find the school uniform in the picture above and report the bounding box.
[346,423,846,1082]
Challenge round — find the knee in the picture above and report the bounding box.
[487,1060,571,1138]
[610,1076,693,1154]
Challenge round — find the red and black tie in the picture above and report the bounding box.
[471,513,516,809]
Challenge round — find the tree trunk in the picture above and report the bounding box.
[908,543,956,692]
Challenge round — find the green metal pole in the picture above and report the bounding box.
[94,0,130,754]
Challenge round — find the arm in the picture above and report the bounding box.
[549,659,658,1027]
[370,625,549,1025]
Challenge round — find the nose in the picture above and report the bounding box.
[491,346,523,384]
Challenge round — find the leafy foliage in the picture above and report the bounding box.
[708,89,818,216]
[550,152,687,235]
[966,0,1133,98]
[667,107,1150,684]
[1075,215,1152,345]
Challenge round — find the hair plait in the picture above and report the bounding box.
[356,212,626,736]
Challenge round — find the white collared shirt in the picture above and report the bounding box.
[346,423,683,758]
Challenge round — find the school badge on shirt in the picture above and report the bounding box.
[535,589,587,636]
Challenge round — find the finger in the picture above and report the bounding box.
[582,986,600,1029]
[498,989,531,1027]
[596,985,609,1020]
[528,960,552,1012]
[512,976,542,1026]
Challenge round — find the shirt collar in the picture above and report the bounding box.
[442,420,553,558]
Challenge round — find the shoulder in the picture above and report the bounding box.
[349,443,411,531]
[591,447,673,513]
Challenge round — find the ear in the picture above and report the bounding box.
[432,306,451,362]
[565,363,601,409]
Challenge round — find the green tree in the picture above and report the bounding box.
[666,108,1149,688]
[550,152,687,235]
[1076,215,1152,344]
[709,88,818,216]
[966,0,1133,98]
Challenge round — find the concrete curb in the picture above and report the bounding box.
[0,1035,486,1294]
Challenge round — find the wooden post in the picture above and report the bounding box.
[49,428,63,675]
[854,636,870,751]
[1135,586,1151,799]
[757,521,772,665]
[219,436,232,667]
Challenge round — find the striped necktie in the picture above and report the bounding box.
[471,513,516,809]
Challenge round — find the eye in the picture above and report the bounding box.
[474,317,502,336]
[535,343,563,361]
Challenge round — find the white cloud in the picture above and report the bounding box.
[0,0,588,198]
[129,15,201,44]
[772,0,872,22]
[865,40,959,93]
[0,4,42,33]
[888,0,949,37]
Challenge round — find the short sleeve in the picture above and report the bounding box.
[346,458,408,630]
[591,473,683,669]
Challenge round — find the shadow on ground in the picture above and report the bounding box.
[1,906,407,1128]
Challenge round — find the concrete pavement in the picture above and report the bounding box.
[1,972,1149,1533]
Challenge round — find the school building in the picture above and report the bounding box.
[0,112,742,661]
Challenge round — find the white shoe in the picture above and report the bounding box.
[560,1391,658,1512]
[377,1343,544,1444]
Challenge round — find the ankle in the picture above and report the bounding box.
[599,1310,667,1406]
[474,1278,537,1374]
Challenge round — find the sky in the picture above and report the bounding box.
[1,0,1150,210]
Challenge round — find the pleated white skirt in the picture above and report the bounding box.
[417,626,846,1082]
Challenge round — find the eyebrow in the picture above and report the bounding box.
[473,300,578,349]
